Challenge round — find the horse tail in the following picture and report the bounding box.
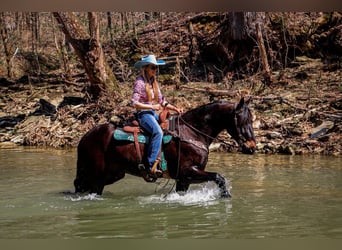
[73,123,115,194]
[73,126,95,193]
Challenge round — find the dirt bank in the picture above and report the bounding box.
[0,57,341,155]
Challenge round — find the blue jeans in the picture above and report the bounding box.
[136,110,162,168]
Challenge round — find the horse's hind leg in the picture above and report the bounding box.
[74,164,105,195]
[89,176,105,195]
[74,176,89,193]
[74,157,91,193]
[74,148,106,195]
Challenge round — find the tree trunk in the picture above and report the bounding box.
[188,22,200,66]
[213,12,268,78]
[53,12,119,100]
[0,13,13,78]
[106,12,115,46]
[226,12,266,40]
[256,23,272,86]
[227,12,248,40]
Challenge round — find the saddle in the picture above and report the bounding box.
[114,108,175,180]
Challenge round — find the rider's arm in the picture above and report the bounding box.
[134,102,160,111]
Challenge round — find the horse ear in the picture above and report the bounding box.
[245,96,252,105]
[236,97,245,111]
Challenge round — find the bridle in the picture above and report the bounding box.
[178,111,245,148]
[233,108,249,147]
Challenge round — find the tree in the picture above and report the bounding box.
[215,12,271,83]
[0,12,14,78]
[53,12,119,100]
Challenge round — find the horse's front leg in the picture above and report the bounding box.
[175,181,190,194]
[213,173,231,198]
[180,166,231,198]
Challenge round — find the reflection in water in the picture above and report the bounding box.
[0,147,341,238]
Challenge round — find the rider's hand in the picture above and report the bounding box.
[176,108,183,114]
[152,104,161,111]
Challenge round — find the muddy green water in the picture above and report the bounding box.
[0,147,341,239]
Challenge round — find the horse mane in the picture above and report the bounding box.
[180,99,252,130]
[181,101,235,119]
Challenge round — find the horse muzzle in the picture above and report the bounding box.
[241,140,256,154]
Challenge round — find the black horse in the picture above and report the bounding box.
[74,97,256,198]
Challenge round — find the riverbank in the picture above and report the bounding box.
[0,57,341,155]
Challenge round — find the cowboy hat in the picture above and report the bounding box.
[134,55,166,69]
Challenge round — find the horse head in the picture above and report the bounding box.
[227,97,256,154]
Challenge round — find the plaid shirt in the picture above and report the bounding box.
[131,75,164,106]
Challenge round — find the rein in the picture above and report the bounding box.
[168,114,230,191]
[164,107,241,196]
[178,116,232,147]
[166,109,238,192]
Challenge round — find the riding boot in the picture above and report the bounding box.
[138,164,157,183]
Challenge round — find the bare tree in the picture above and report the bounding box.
[53,12,119,100]
[217,12,272,82]
[256,22,272,86]
[106,12,115,46]
[0,12,14,78]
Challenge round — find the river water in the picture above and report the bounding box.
[0,146,341,239]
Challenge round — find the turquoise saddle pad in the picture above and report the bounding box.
[113,129,172,144]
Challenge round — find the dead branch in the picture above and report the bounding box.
[254,95,342,120]
[181,85,239,97]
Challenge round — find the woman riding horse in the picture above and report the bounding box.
[131,55,182,178]
[74,94,256,198]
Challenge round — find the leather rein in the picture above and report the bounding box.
[178,115,233,148]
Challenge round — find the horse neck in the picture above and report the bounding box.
[180,102,235,143]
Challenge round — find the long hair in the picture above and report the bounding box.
[141,66,159,103]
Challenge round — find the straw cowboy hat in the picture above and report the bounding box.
[134,55,166,69]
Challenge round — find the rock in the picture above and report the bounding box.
[278,144,296,155]
[209,142,222,152]
[30,99,57,116]
[58,96,87,108]
[262,143,277,154]
[266,131,282,139]
[287,126,304,136]
[0,114,26,128]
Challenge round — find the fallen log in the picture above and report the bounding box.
[310,121,335,138]
[181,85,242,97]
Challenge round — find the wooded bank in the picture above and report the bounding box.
[0,12,341,155]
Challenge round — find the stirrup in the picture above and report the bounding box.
[151,160,162,176]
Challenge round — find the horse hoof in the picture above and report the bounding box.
[221,191,231,198]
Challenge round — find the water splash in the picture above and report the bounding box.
[138,183,223,206]
[64,193,104,202]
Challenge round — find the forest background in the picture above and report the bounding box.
[0,12,341,155]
